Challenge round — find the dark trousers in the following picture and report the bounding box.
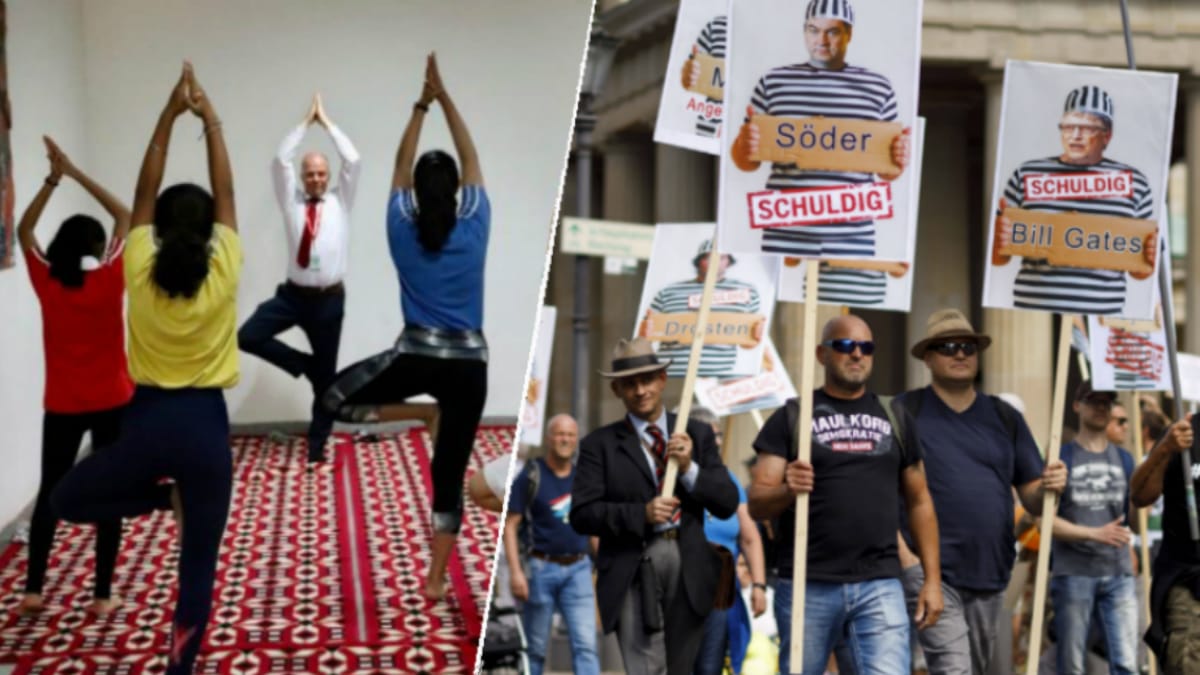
[26,407,125,598]
[333,352,487,516]
[52,386,233,675]
[238,282,344,458]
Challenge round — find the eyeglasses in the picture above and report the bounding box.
[822,339,875,355]
[1057,123,1107,137]
[1113,417,1129,426]
[929,341,978,357]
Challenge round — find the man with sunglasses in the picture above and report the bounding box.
[991,85,1157,315]
[1107,402,1131,447]
[1049,381,1139,675]
[749,314,943,675]
[895,308,1066,675]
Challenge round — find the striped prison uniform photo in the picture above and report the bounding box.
[649,277,761,378]
[795,262,888,307]
[693,15,726,138]
[747,63,899,258]
[1003,157,1153,315]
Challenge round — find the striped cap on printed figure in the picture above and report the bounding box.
[805,0,855,26]
[693,238,736,268]
[1063,85,1114,125]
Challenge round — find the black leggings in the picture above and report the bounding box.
[52,386,232,675]
[334,352,487,522]
[26,407,125,598]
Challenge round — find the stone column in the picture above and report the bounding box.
[979,72,1055,446]
[906,103,975,389]
[594,133,656,425]
[654,143,716,222]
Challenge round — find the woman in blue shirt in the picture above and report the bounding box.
[324,53,488,601]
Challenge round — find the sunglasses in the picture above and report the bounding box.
[822,339,875,355]
[1113,417,1129,426]
[929,341,978,357]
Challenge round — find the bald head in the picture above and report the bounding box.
[818,314,873,395]
[546,414,580,463]
[300,152,330,198]
[822,314,872,342]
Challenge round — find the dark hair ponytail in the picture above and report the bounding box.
[46,215,106,288]
[414,150,460,252]
[152,183,214,299]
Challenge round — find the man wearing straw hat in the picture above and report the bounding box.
[895,308,1066,675]
[991,85,1158,315]
[748,314,943,675]
[570,337,739,675]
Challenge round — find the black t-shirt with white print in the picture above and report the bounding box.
[753,389,922,582]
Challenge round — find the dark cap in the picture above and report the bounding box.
[1075,379,1117,403]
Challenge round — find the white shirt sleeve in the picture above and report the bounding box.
[327,124,362,211]
[273,123,307,232]
[678,461,701,492]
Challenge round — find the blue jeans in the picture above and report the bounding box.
[693,606,729,675]
[522,556,600,675]
[775,577,909,675]
[1051,574,1138,675]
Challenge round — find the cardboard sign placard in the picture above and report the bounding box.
[749,116,903,175]
[644,311,764,348]
[821,258,911,277]
[998,207,1156,275]
[686,53,725,101]
[1098,314,1162,333]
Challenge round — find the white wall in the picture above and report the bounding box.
[0,0,591,526]
[1,0,89,530]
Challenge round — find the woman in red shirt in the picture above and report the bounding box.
[16,137,134,616]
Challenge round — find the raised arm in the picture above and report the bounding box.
[46,136,131,242]
[314,95,362,209]
[272,103,309,212]
[428,53,483,186]
[16,140,62,252]
[131,64,193,228]
[185,64,236,230]
[391,63,437,191]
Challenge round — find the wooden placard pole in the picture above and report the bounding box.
[789,260,820,673]
[661,236,723,498]
[750,408,765,431]
[1024,313,1074,675]
[1131,396,1158,675]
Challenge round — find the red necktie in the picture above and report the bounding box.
[297,198,321,268]
[646,425,681,525]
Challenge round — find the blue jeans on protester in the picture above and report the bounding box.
[1051,574,1139,675]
[775,577,910,675]
[522,556,600,675]
[693,606,730,675]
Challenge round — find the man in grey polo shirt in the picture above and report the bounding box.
[1051,381,1138,675]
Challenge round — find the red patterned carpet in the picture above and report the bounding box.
[0,425,510,674]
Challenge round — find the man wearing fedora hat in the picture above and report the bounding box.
[895,308,1067,675]
[749,314,943,675]
[639,238,764,379]
[570,337,739,675]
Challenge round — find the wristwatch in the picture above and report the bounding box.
[752,582,767,592]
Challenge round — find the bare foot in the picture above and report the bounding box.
[422,574,448,601]
[17,593,45,616]
[87,596,122,616]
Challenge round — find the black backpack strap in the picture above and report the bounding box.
[879,395,905,454]
[989,395,1021,446]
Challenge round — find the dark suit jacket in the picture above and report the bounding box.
[569,413,739,634]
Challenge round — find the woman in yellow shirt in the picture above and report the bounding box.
[52,62,239,675]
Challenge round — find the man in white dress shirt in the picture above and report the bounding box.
[239,94,361,462]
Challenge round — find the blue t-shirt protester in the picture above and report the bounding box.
[509,458,590,557]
